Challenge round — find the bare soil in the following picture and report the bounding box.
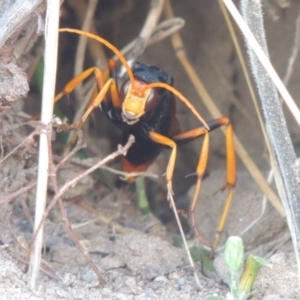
[1,0,300,299]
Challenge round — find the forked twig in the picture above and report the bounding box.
[26,134,135,286]
[46,130,105,285]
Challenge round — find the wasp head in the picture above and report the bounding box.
[121,79,154,125]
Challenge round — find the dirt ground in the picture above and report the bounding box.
[1,0,300,299]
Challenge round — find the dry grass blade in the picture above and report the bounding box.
[28,0,59,290]
[114,17,185,61]
[163,0,285,217]
[239,0,300,279]
[125,0,165,64]
[168,192,201,287]
[74,0,98,97]
[118,0,165,78]
[222,0,300,128]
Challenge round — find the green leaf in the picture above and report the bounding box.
[204,296,225,300]
[224,236,244,275]
[239,255,264,294]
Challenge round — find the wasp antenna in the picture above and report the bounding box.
[59,28,136,89]
[142,82,210,130]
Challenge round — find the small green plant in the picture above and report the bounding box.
[205,236,269,300]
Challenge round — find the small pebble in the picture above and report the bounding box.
[100,288,112,297]
[125,276,136,287]
[55,288,67,298]
[178,277,186,286]
[80,268,98,283]
[62,273,76,287]
[154,275,169,283]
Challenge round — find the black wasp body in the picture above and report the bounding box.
[101,62,180,172]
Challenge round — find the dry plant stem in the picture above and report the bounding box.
[118,0,165,78]
[218,0,271,151]
[9,252,58,281]
[74,0,98,99]
[29,0,59,290]
[125,0,165,64]
[204,47,255,126]
[222,0,300,128]
[46,131,105,286]
[163,0,285,217]
[261,3,300,228]
[27,132,86,262]
[72,214,128,234]
[61,0,98,156]
[0,181,37,205]
[283,3,300,86]
[71,157,158,180]
[62,80,95,156]
[114,18,184,61]
[240,0,300,278]
[68,0,107,69]
[27,135,135,285]
[218,0,280,234]
[0,129,40,165]
[168,192,201,288]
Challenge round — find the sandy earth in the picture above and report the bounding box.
[1,0,300,299]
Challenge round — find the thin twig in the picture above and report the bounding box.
[0,129,40,165]
[26,136,135,284]
[46,129,105,286]
[70,157,158,180]
[168,192,201,287]
[57,131,86,169]
[74,0,98,100]
[118,0,165,78]
[125,0,165,64]
[0,181,37,205]
[72,213,128,234]
[203,46,255,126]
[114,18,185,62]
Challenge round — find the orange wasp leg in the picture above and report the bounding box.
[212,117,236,250]
[148,131,177,199]
[54,65,122,131]
[173,117,236,250]
[173,127,210,245]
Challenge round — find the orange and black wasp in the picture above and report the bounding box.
[55,28,236,249]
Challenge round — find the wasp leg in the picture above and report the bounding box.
[55,67,101,102]
[148,131,177,199]
[173,127,210,246]
[212,117,236,250]
[173,117,236,250]
[55,64,122,131]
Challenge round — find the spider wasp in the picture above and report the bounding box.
[55,28,236,249]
